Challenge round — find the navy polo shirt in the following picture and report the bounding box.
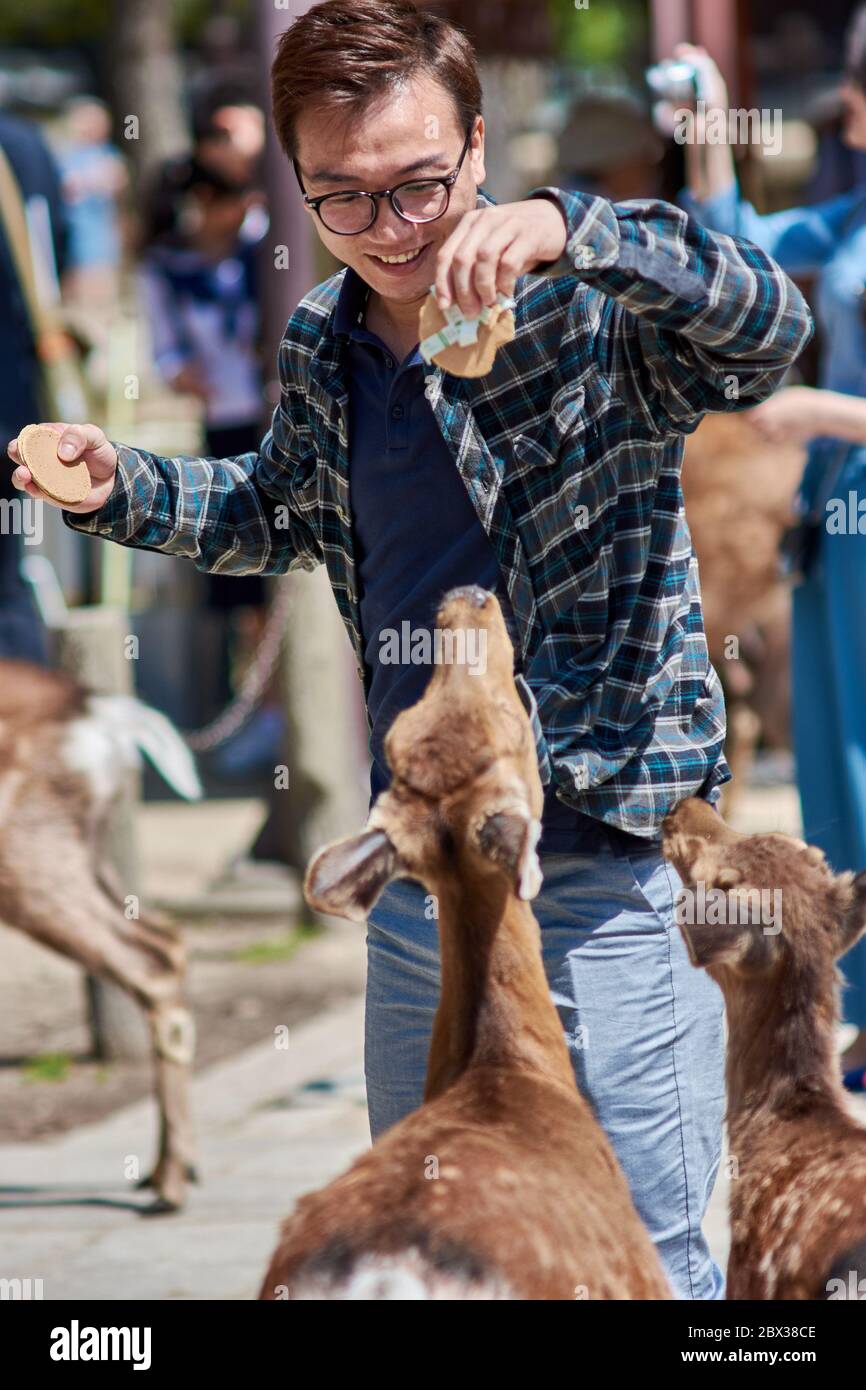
[334,267,602,854]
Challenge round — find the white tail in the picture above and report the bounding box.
[87,694,203,801]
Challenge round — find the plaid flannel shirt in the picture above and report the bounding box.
[65,187,813,837]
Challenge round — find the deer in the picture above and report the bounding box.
[661,796,866,1300]
[681,412,804,809]
[0,658,201,1211]
[259,586,671,1300]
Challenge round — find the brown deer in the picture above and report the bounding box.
[681,413,804,806]
[662,797,866,1299]
[0,659,200,1211]
[259,587,671,1300]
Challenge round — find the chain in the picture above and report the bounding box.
[184,576,294,753]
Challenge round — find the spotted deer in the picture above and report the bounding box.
[662,797,866,1299]
[259,587,671,1300]
[0,659,200,1211]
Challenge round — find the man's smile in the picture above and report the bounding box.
[367,241,433,275]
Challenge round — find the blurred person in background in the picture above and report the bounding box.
[0,110,67,664]
[57,97,127,315]
[556,90,665,202]
[139,155,279,771]
[196,94,266,190]
[678,10,866,1089]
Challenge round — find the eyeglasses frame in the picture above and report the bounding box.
[292,126,475,236]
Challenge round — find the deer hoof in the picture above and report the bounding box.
[141,1194,183,1217]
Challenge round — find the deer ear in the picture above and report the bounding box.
[304,829,403,922]
[476,812,543,900]
[838,869,866,957]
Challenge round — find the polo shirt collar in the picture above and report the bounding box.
[333,265,372,338]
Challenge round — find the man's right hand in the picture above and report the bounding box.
[7,422,119,514]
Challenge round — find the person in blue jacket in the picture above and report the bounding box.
[677,15,866,1089]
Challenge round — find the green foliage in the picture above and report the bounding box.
[548,0,648,69]
[0,0,251,48]
[22,1052,72,1083]
[0,0,109,46]
[232,924,318,964]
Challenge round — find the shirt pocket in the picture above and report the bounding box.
[511,376,613,471]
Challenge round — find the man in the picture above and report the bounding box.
[9,0,812,1298]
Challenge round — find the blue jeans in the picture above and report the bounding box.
[365,829,726,1300]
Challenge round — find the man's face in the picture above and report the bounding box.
[294,75,485,306]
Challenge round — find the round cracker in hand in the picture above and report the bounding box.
[17,424,91,506]
[418,294,515,378]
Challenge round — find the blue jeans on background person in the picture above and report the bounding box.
[364,826,726,1301]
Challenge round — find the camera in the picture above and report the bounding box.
[645,59,700,105]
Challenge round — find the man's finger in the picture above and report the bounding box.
[57,422,106,462]
[494,233,529,299]
[434,224,472,309]
[11,467,44,499]
[448,218,519,315]
[434,209,485,308]
[469,224,521,307]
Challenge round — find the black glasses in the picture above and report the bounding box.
[293,129,473,236]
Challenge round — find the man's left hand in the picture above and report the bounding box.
[434,198,568,317]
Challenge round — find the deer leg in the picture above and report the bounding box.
[0,737,202,1211]
[0,839,197,1211]
[86,904,197,1212]
[137,997,198,1212]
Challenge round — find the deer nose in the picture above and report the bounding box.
[443,585,491,610]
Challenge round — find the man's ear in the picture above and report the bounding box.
[838,869,866,958]
[304,829,403,922]
[475,810,542,900]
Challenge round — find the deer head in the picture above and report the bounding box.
[661,797,866,985]
[305,587,544,920]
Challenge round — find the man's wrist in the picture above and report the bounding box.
[527,191,568,270]
[525,186,621,277]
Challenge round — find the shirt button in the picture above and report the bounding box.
[573,243,596,269]
[385,356,395,370]
[392,404,404,420]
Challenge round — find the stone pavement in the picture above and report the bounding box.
[0,999,369,1300]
